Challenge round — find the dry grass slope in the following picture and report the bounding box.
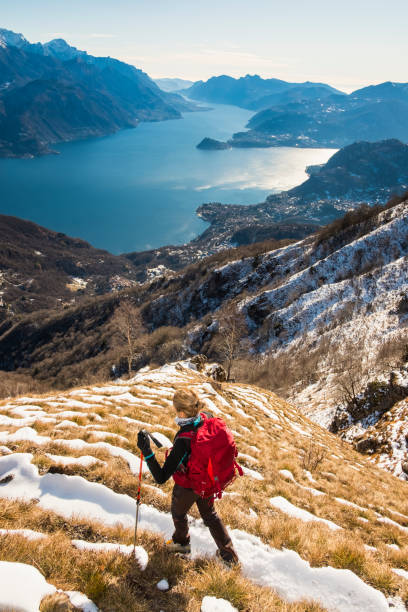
[0,361,407,610]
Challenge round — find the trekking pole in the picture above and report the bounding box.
[147,432,163,448]
[132,433,162,552]
[133,452,144,552]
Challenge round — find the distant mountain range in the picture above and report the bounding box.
[182,74,344,109]
[0,29,197,158]
[235,83,408,148]
[155,77,194,92]
[190,76,408,149]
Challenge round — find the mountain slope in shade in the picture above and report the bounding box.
[0,214,143,314]
[0,29,194,157]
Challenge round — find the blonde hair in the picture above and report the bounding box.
[173,388,205,418]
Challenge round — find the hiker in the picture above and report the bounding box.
[137,388,239,565]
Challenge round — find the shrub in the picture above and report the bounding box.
[302,441,327,472]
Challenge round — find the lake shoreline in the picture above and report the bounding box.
[0,102,335,254]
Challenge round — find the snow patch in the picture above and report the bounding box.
[0,528,46,541]
[201,596,238,611]
[0,561,56,611]
[46,454,105,467]
[64,590,98,612]
[270,496,341,530]
[392,568,408,580]
[241,465,264,480]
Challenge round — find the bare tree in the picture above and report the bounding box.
[302,441,327,472]
[334,322,373,407]
[336,357,363,407]
[335,344,373,408]
[114,301,146,375]
[216,304,248,381]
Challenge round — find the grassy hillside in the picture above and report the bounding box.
[0,361,407,610]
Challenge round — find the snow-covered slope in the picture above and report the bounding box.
[141,202,407,416]
[243,202,407,347]
[179,200,408,416]
[0,361,407,610]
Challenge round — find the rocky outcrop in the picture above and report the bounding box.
[330,381,408,480]
[330,377,408,435]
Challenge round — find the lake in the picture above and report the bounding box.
[0,102,335,254]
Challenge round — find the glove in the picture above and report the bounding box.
[137,430,152,457]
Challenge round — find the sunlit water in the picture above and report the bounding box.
[0,102,335,254]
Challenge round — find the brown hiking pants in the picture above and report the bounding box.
[171,484,239,563]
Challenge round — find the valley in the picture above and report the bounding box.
[1,17,408,612]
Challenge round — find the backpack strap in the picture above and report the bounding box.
[170,430,196,472]
[177,430,196,440]
[165,429,195,460]
[234,461,244,477]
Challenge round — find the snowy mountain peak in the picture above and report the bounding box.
[0,28,29,49]
[42,37,86,61]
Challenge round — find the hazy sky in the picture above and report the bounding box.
[1,0,407,92]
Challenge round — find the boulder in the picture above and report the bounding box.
[205,363,227,382]
[190,354,208,371]
[355,436,380,454]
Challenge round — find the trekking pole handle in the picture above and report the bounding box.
[147,432,163,448]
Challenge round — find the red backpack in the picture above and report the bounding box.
[173,413,243,499]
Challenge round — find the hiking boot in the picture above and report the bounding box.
[216,549,239,568]
[165,539,191,554]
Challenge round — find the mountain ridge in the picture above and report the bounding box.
[183,74,344,109]
[0,29,197,157]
